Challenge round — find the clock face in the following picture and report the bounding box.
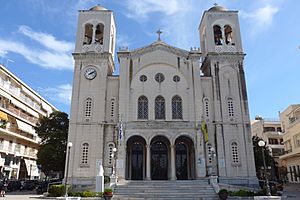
[84,67,97,80]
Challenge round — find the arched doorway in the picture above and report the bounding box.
[175,136,195,180]
[126,136,146,180]
[151,136,170,180]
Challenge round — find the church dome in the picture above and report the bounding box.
[208,5,227,12]
[89,5,107,11]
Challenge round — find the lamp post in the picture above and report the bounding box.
[110,147,118,188]
[258,140,271,196]
[112,148,117,176]
[64,142,72,198]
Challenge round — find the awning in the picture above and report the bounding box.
[25,107,39,118]
[16,119,36,135]
[10,98,27,111]
[0,111,8,121]
[24,159,39,177]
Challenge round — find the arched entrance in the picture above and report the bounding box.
[175,136,195,180]
[151,136,170,180]
[126,136,146,180]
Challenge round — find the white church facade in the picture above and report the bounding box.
[67,4,258,190]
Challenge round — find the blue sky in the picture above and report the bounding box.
[0,0,299,119]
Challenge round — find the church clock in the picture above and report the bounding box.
[84,67,97,80]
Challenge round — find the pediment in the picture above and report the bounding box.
[129,41,189,58]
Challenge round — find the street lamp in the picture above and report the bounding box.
[64,142,73,198]
[258,140,271,196]
[110,147,118,187]
[112,148,117,176]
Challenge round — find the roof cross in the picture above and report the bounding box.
[156,29,162,41]
[213,3,218,6]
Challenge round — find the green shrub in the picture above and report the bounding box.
[104,188,113,193]
[229,189,255,197]
[68,191,103,197]
[48,184,65,197]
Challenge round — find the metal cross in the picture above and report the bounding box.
[156,29,162,41]
[213,3,218,6]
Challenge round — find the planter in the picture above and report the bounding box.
[104,193,113,200]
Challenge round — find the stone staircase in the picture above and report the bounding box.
[112,179,218,200]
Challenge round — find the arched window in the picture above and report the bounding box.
[83,24,93,45]
[227,98,234,117]
[81,143,89,164]
[224,25,234,45]
[95,23,104,45]
[155,96,165,120]
[203,98,210,118]
[213,25,222,45]
[110,98,115,118]
[231,142,239,164]
[172,95,182,119]
[138,96,148,119]
[85,98,92,118]
[108,143,115,166]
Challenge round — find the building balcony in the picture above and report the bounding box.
[215,45,236,53]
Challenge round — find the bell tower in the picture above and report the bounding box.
[75,5,116,59]
[199,5,258,186]
[67,5,117,187]
[199,4,243,55]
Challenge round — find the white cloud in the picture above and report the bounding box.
[39,84,72,105]
[124,0,181,20]
[241,5,279,33]
[123,0,201,49]
[19,25,73,52]
[0,26,74,70]
[116,34,131,48]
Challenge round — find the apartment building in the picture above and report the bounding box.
[251,116,284,158]
[279,104,300,183]
[0,64,57,180]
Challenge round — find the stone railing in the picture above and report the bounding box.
[82,43,103,53]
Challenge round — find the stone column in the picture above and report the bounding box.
[92,26,96,44]
[170,145,176,180]
[146,145,151,180]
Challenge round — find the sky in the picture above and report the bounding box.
[0,0,299,120]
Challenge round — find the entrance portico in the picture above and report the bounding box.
[125,134,195,181]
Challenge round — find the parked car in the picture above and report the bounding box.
[7,180,21,191]
[36,179,62,194]
[20,180,38,191]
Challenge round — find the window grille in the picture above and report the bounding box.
[138,96,148,119]
[81,143,89,164]
[231,142,239,164]
[155,73,165,83]
[110,99,115,117]
[85,98,92,117]
[155,96,165,119]
[172,95,182,119]
[227,98,234,117]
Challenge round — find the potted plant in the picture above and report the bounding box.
[218,189,228,200]
[104,188,113,200]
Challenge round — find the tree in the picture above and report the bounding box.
[35,111,69,178]
[252,136,275,180]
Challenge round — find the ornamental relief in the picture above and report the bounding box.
[126,121,195,129]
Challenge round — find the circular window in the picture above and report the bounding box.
[140,75,147,82]
[155,73,165,83]
[173,75,180,82]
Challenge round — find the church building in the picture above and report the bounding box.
[67,4,258,190]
